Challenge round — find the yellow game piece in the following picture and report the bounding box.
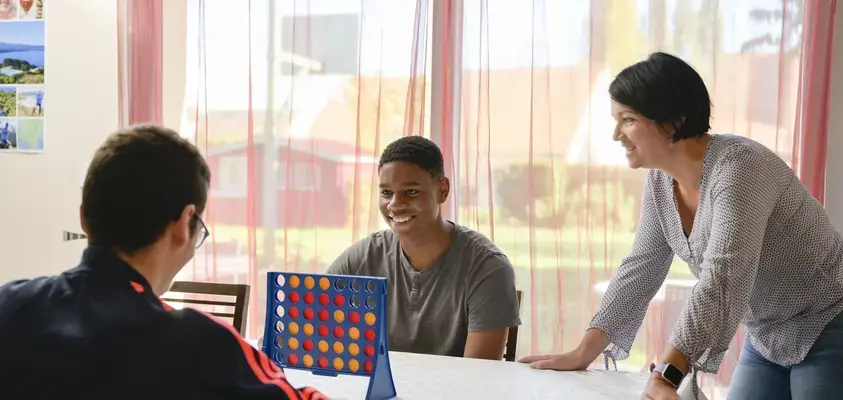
[304,276,315,289]
[303,354,314,367]
[348,343,360,356]
[288,322,300,335]
[348,358,360,372]
[365,312,376,325]
[333,341,344,354]
[348,327,360,340]
[303,323,314,336]
[288,337,299,350]
[319,277,330,290]
[333,357,344,370]
[333,310,345,323]
[289,275,300,288]
[318,340,329,353]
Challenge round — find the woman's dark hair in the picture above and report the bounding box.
[609,52,712,141]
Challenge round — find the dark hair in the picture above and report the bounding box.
[378,136,445,179]
[609,52,712,141]
[81,124,211,254]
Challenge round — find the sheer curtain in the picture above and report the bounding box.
[454,0,829,397]
[117,0,164,127]
[171,0,833,398]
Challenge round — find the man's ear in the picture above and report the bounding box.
[438,177,450,204]
[171,204,197,248]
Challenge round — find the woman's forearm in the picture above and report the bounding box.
[574,328,610,366]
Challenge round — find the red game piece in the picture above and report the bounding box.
[289,292,300,303]
[318,356,329,369]
[319,293,329,306]
[333,294,345,307]
[349,311,360,324]
[303,339,314,351]
[364,360,373,373]
[318,324,329,337]
[303,308,315,320]
[364,344,375,357]
[333,326,344,338]
[289,307,300,319]
[364,328,376,341]
[288,354,299,365]
[318,309,329,321]
[304,292,315,304]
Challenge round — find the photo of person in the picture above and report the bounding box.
[0,0,18,20]
[0,118,18,150]
[17,86,42,116]
[0,86,16,116]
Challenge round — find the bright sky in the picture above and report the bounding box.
[182,0,796,110]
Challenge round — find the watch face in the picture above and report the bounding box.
[662,364,685,385]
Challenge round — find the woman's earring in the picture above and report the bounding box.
[668,133,676,149]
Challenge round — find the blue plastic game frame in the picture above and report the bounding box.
[262,272,397,400]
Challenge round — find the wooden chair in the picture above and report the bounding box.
[161,281,251,337]
[503,290,523,362]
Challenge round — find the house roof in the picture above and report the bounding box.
[206,137,378,164]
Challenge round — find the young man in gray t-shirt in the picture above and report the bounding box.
[327,136,521,360]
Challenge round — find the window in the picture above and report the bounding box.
[276,163,321,190]
[215,155,247,197]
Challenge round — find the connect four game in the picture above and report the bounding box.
[263,272,396,400]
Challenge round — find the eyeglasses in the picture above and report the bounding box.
[195,215,210,249]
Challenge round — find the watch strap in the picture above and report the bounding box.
[650,362,685,387]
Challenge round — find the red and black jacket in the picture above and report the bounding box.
[0,245,327,400]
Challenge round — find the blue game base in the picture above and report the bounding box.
[262,272,397,400]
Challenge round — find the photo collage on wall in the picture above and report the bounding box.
[0,0,45,153]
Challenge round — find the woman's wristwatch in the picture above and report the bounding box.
[649,362,685,388]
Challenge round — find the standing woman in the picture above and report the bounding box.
[519,52,843,400]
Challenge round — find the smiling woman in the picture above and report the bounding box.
[608,52,713,171]
[520,52,843,400]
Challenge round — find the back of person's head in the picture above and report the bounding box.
[608,52,712,141]
[81,124,210,257]
[378,135,445,179]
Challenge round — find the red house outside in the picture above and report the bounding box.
[205,138,377,229]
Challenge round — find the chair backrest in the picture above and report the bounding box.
[161,281,251,337]
[503,289,523,362]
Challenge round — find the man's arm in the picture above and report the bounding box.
[183,309,329,399]
[464,255,521,360]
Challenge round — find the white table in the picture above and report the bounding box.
[248,341,648,399]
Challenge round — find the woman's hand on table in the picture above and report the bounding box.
[640,374,680,400]
[518,328,607,371]
[517,351,590,371]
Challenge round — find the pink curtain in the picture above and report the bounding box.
[173,1,833,398]
[793,0,837,203]
[117,0,164,127]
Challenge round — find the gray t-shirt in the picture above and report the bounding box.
[326,223,521,357]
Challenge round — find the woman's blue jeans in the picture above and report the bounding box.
[726,310,843,399]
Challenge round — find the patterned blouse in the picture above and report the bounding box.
[590,133,843,374]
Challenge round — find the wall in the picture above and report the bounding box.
[0,1,118,283]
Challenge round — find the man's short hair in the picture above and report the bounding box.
[81,124,211,254]
[378,136,445,179]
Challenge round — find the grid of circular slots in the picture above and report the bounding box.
[273,274,381,374]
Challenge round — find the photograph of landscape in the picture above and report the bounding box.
[0,16,45,154]
[0,21,43,84]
